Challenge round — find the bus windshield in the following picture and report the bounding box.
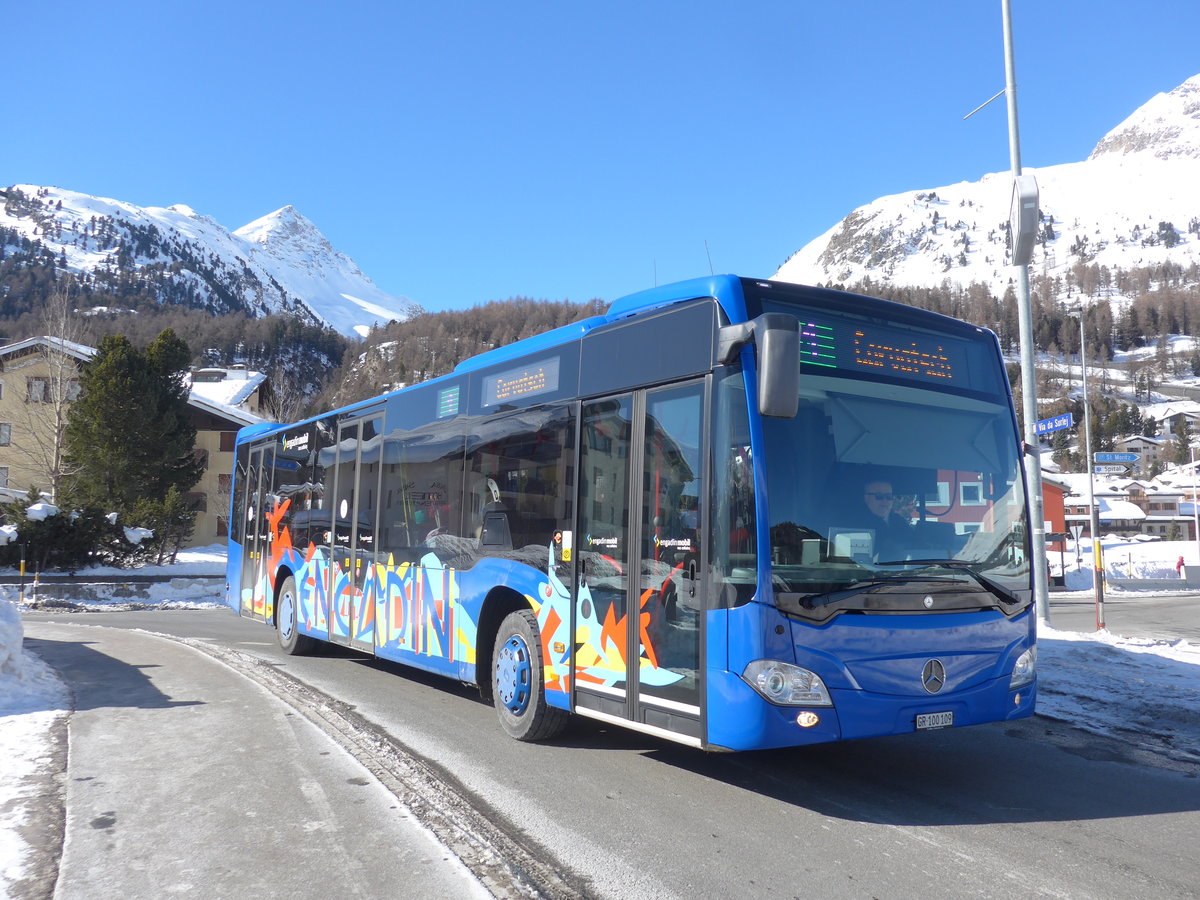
[761,371,1030,621]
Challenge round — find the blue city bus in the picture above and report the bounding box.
[225,275,1036,751]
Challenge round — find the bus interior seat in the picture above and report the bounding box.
[479,501,513,551]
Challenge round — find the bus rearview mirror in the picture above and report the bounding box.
[718,314,800,418]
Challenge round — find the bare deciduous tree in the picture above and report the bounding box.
[8,287,88,502]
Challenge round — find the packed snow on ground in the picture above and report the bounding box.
[0,544,228,611]
[1,599,70,895]
[1,543,1198,892]
[1055,537,1200,589]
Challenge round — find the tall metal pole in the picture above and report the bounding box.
[1076,310,1106,628]
[1001,0,1050,625]
[1191,447,1199,569]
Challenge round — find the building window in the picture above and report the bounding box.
[960,482,985,506]
[925,481,951,506]
[26,377,50,403]
[0,467,8,488]
[0,423,10,446]
[219,431,236,452]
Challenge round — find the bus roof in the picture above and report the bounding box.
[453,274,749,376]
[237,275,756,443]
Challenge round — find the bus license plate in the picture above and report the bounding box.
[916,711,954,731]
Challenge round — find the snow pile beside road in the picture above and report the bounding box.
[0,597,69,896]
[1061,538,1199,590]
[0,596,20,675]
[0,579,226,610]
[0,544,228,610]
[1036,624,1200,763]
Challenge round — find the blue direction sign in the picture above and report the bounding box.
[1094,452,1139,463]
[1035,413,1074,435]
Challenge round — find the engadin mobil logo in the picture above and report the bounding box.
[653,535,691,550]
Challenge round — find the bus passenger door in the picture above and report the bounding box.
[241,443,274,620]
[328,414,383,652]
[575,383,704,745]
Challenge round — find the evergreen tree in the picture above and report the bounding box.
[61,329,203,514]
[1172,417,1193,466]
[1157,221,1181,249]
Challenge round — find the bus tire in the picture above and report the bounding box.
[492,609,568,742]
[276,575,316,656]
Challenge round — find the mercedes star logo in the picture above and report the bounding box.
[921,659,946,694]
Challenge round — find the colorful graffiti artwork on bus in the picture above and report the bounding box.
[249,503,682,695]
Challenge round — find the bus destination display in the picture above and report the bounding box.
[482,356,561,406]
[799,318,965,384]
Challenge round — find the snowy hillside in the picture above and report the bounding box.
[774,74,1200,296]
[0,186,422,338]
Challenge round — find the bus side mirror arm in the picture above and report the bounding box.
[718,321,756,366]
[718,315,800,418]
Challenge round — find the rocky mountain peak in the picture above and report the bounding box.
[772,74,1200,297]
[1089,74,1200,161]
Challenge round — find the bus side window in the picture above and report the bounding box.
[379,426,465,564]
[711,372,757,607]
[465,405,574,559]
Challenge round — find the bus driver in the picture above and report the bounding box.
[859,479,915,561]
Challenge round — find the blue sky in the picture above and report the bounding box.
[7,1,1199,312]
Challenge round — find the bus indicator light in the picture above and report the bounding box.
[797,711,820,728]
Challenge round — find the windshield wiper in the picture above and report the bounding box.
[874,558,1020,606]
[777,571,935,608]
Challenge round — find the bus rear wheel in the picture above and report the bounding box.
[492,609,568,742]
[276,575,316,656]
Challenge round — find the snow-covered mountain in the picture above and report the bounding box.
[774,74,1200,295]
[0,186,422,337]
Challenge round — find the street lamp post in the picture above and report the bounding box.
[1070,307,1105,628]
[998,0,1050,624]
[963,3,1052,622]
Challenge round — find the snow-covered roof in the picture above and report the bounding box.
[187,391,259,427]
[0,335,96,363]
[1098,498,1146,521]
[1146,401,1200,423]
[1115,435,1168,447]
[0,338,263,427]
[186,367,267,412]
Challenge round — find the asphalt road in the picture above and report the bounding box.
[1048,590,1200,641]
[24,607,1200,900]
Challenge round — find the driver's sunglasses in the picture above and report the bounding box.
[865,492,894,501]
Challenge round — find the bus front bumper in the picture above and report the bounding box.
[705,668,1036,752]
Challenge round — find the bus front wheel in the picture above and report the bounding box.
[492,609,568,742]
[276,575,316,656]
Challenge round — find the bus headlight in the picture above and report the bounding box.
[1009,646,1037,689]
[742,660,832,707]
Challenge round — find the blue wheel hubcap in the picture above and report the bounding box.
[496,634,533,715]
